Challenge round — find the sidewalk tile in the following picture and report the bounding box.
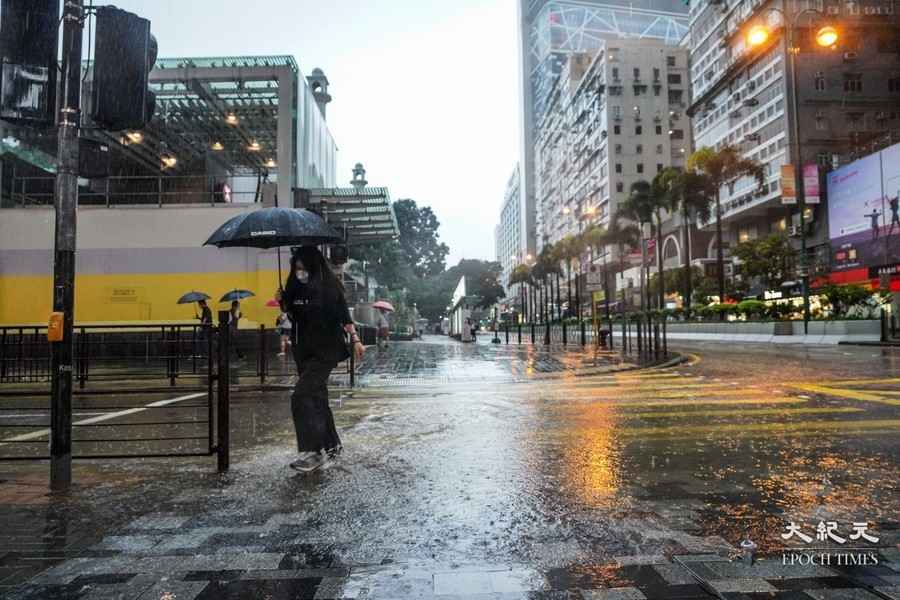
[707,578,778,593]
[581,587,647,599]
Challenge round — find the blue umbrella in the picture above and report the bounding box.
[177,291,211,305]
[220,289,255,303]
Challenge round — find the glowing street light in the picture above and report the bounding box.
[225,113,239,125]
[747,25,770,47]
[211,141,224,151]
[125,131,143,144]
[815,25,839,47]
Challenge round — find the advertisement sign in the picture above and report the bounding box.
[803,164,820,204]
[781,164,796,204]
[827,142,900,271]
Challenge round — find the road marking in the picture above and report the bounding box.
[613,418,900,438]
[789,383,900,406]
[0,392,206,445]
[626,407,862,419]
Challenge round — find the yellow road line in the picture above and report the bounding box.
[817,377,900,386]
[614,418,900,438]
[789,384,900,406]
[626,407,861,419]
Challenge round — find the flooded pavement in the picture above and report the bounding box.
[1,338,899,599]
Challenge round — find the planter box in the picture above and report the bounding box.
[658,319,880,344]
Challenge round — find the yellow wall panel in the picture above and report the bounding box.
[0,270,284,327]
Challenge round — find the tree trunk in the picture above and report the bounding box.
[656,218,664,310]
[566,262,573,318]
[715,189,725,316]
[683,209,693,320]
[555,270,561,322]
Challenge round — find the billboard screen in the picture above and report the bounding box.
[827,142,900,271]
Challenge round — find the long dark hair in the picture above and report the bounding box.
[288,246,344,294]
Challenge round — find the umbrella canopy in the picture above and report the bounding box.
[372,300,395,312]
[203,207,343,250]
[220,289,255,303]
[265,298,281,308]
[177,291,211,305]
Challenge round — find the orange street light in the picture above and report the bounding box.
[747,25,769,47]
[815,25,838,47]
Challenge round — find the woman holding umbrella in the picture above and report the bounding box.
[277,246,365,473]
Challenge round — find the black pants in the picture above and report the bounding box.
[290,351,340,454]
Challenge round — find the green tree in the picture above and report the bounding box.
[408,259,505,322]
[620,182,658,310]
[350,199,449,291]
[393,199,450,278]
[688,145,765,306]
[732,234,796,290]
[604,214,641,311]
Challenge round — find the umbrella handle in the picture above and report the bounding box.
[277,247,283,290]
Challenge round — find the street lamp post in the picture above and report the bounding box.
[747,10,839,335]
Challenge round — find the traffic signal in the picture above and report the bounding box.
[91,6,157,131]
[0,0,59,125]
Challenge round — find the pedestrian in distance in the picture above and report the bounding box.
[277,246,365,473]
[229,300,245,359]
[276,310,292,356]
[197,299,213,326]
[375,307,390,350]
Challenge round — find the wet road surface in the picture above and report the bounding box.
[0,337,899,599]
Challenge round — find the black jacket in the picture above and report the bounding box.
[282,277,352,363]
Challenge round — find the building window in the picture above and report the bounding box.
[667,73,682,85]
[889,77,900,93]
[633,67,641,80]
[612,105,621,118]
[657,163,663,173]
[815,72,826,91]
[635,125,642,135]
[637,163,644,174]
[844,0,860,15]
[636,144,643,154]
[655,125,663,135]
[615,163,622,174]
[612,67,619,80]
[817,152,831,166]
[656,144,663,154]
[616,181,624,192]
[614,124,621,135]
[816,117,827,130]
[844,73,863,93]
[670,129,684,140]
[667,55,676,67]
[668,89,684,104]
[653,67,660,82]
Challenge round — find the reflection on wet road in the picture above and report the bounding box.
[1,338,899,599]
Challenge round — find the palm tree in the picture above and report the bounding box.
[605,214,641,312]
[509,264,531,323]
[558,234,579,318]
[539,242,563,322]
[658,167,714,319]
[688,145,765,306]
[583,223,612,320]
[620,182,658,310]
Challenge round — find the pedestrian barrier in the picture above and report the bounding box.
[0,323,277,388]
[500,313,669,364]
[0,313,234,470]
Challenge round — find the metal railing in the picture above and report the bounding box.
[1,174,263,208]
[0,314,233,469]
[500,314,669,364]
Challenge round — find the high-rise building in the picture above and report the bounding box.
[517,0,689,259]
[496,164,524,302]
[534,40,691,252]
[687,0,900,282]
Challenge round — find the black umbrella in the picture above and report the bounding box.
[220,289,255,303]
[177,291,211,304]
[204,207,343,290]
[204,207,342,249]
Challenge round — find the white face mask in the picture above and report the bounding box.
[295,268,309,283]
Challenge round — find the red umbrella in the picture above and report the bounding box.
[372,300,395,312]
[266,298,280,308]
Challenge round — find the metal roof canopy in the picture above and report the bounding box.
[87,55,296,189]
[304,186,399,245]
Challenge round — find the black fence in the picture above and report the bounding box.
[0,316,234,469]
[499,314,669,363]
[0,323,276,388]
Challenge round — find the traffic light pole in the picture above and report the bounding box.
[50,0,84,492]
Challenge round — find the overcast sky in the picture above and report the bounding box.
[104,0,520,266]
